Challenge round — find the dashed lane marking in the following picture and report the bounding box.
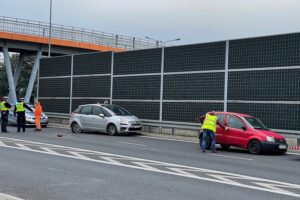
[118,141,147,147]
[1,136,300,198]
[208,154,253,161]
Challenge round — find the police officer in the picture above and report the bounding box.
[1,96,11,133]
[14,97,33,132]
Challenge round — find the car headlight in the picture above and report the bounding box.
[120,118,128,125]
[266,136,275,142]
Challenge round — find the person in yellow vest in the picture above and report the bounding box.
[14,97,33,132]
[1,96,11,133]
[199,111,225,153]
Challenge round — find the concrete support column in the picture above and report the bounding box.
[14,53,25,87]
[8,53,25,100]
[25,51,42,103]
[3,47,17,104]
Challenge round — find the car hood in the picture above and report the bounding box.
[252,129,285,139]
[118,115,140,122]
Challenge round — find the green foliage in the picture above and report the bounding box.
[0,54,36,98]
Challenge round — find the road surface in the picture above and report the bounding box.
[0,127,299,200]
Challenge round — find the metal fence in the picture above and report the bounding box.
[0,16,157,50]
[38,32,300,135]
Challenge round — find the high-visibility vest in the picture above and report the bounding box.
[202,113,217,133]
[16,102,25,112]
[1,101,9,111]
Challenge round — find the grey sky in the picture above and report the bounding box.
[1,0,300,45]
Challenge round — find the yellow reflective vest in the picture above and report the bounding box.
[202,113,217,133]
[1,101,9,111]
[16,102,25,112]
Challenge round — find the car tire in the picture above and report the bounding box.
[248,140,262,154]
[107,124,118,136]
[220,144,231,150]
[199,133,212,150]
[71,122,82,134]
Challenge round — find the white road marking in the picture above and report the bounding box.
[40,147,60,155]
[138,135,196,143]
[208,154,253,161]
[118,141,147,147]
[1,136,300,198]
[15,143,32,150]
[0,193,24,200]
[67,151,92,160]
[0,140,7,146]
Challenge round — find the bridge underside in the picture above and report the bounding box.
[0,32,122,104]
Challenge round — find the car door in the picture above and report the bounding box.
[79,106,93,130]
[215,114,225,144]
[225,115,248,147]
[91,106,107,132]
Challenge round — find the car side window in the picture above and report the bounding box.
[227,115,245,130]
[92,106,103,116]
[81,106,92,115]
[101,108,112,117]
[216,114,225,125]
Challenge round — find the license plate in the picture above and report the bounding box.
[279,145,287,149]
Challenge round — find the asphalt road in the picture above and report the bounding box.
[0,126,300,200]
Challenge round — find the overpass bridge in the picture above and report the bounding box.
[0,16,157,103]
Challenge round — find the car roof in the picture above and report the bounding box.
[79,104,111,107]
[214,111,252,117]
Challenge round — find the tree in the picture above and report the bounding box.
[0,53,36,100]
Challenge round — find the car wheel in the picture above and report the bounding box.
[248,140,262,154]
[220,144,231,150]
[107,124,118,136]
[200,134,212,150]
[71,122,82,134]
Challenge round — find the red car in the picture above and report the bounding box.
[199,112,288,154]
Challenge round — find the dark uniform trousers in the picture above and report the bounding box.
[16,111,26,132]
[1,111,9,132]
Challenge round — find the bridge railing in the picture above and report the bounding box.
[0,16,157,50]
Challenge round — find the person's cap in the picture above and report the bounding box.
[19,97,24,101]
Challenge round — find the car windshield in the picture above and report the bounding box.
[244,117,269,130]
[102,105,132,116]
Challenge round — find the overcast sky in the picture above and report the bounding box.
[1,0,300,45]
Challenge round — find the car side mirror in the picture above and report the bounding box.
[242,126,246,131]
[99,114,105,118]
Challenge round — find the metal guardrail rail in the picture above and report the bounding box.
[0,16,157,50]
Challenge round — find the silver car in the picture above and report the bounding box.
[70,104,142,135]
[8,104,49,127]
